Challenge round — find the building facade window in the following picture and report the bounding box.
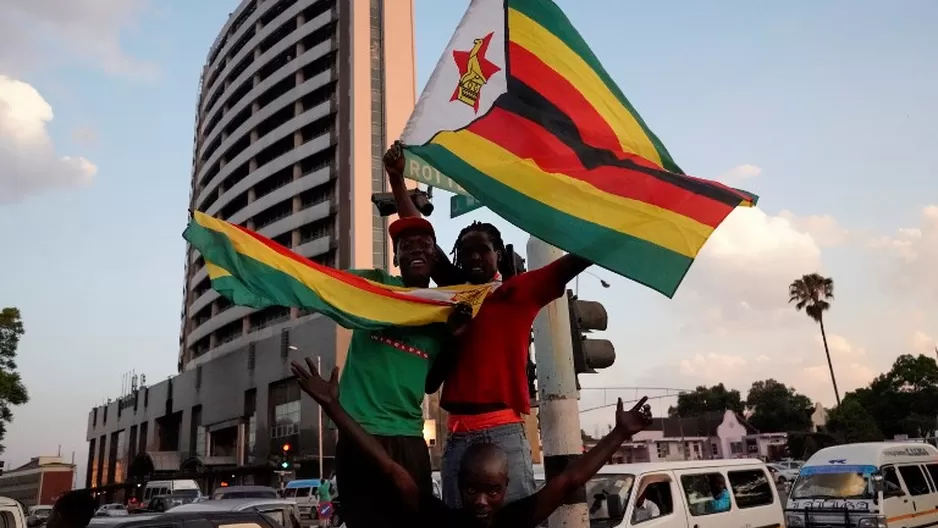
[272,400,300,438]
[369,0,387,270]
[269,380,301,440]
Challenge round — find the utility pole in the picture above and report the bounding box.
[318,355,324,479]
[527,237,588,528]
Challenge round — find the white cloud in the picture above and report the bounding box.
[0,0,155,78]
[718,164,762,183]
[0,75,97,203]
[681,206,822,327]
[778,210,850,247]
[616,207,882,408]
[871,205,938,301]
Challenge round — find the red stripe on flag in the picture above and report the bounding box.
[509,42,624,155]
[466,108,734,228]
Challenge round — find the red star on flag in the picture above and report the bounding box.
[451,32,501,112]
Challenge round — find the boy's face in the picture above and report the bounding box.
[459,456,509,524]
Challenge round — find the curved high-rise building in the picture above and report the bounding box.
[83,1,420,489]
[179,0,416,372]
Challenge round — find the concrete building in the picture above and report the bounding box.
[586,410,789,464]
[86,0,417,492]
[0,456,75,508]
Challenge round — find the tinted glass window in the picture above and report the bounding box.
[924,464,938,489]
[0,511,16,528]
[680,473,732,516]
[728,470,774,508]
[898,465,931,496]
[883,466,903,495]
[260,509,285,526]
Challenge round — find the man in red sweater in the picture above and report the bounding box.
[384,143,593,507]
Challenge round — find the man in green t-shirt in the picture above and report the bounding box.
[334,215,470,528]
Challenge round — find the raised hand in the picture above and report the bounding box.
[291,358,339,408]
[614,396,652,436]
[382,140,405,178]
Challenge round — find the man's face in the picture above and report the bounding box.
[396,232,435,286]
[456,231,499,285]
[459,461,509,525]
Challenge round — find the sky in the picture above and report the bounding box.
[1,0,936,479]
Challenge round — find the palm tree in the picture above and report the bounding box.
[789,273,840,406]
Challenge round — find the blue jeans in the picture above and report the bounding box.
[441,422,536,508]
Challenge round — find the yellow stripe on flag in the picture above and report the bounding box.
[195,213,486,326]
[431,130,713,258]
[508,8,663,167]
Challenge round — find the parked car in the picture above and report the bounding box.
[766,462,800,483]
[95,504,128,518]
[140,480,200,510]
[88,511,281,528]
[144,495,192,513]
[26,505,52,526]
[211,486,279,501]
[170,498,301,528]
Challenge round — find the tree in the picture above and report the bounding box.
[826,399,884,443]
[0,308,29,453]
[789,273,839,405]
[746,379,814,432]
[668,383,744,417]
[846,354,938,438]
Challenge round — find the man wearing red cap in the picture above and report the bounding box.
[334,214,472,528]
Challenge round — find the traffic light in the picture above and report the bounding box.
[280,443,292,469]
[503,244,526,278]
[566,289,615,388]
[371,189,434,217]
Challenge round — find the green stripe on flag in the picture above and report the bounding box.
[507,0,683,174]
[410,143,693,297]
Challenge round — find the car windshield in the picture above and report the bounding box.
[217,491,279,500]
[791,468,873,500]
[172,489,200,499]
[585,474,635,524]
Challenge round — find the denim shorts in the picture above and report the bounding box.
[441,422,536,507]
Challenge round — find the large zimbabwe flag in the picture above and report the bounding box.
[184,212,497,330]
[401,0,757,298]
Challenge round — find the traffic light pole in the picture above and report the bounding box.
[527,236,588,528]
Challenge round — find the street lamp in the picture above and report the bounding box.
[287,345,324,479]
[575,271,611,295]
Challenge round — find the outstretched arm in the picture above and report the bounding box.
[503,397,652,526]
[291,359,422,513]
[384,142,421,219]
[553,254,592,285]
[515,253,593,308]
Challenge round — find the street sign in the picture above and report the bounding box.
[450,194,484,218]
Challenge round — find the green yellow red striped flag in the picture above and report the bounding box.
[183,211,496,330]
[400,0,758,297]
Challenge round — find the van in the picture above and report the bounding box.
[0,496,27,528]
[786,442,938,528]
[142,480,201,509]
[537,459,783,528]
[282,479,322,519]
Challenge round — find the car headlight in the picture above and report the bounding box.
[857,516,887,528]
[786,514,805,527]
